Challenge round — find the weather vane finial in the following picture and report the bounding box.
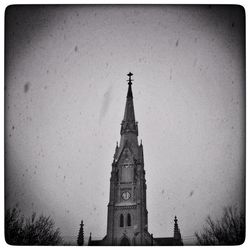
[127,72,133,85]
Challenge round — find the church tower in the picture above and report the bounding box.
[88,73,183,246]
[105,73,151,246]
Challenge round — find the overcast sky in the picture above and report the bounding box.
[5,5,245,244]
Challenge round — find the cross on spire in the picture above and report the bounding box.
[127,72,133,85]
[174,216,178,224]
[126,72,134,98]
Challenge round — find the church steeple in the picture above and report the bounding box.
[89,73,184,246]
[120,73,138,148]
[106,73,151,246]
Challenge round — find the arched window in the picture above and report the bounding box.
[120,214,124,227]
[127,213,131,226]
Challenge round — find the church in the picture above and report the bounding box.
[88,73,183,246]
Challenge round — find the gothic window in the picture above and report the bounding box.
[127,213,131,226]
[120,214,124,227]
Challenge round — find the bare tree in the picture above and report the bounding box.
[195,206,245,245]
[5,207,24,245]
[5,207,62,245]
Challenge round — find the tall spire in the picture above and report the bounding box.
[120,72,138,141]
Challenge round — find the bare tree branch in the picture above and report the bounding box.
[195,205,245,245]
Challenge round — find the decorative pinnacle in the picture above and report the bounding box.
[127,72,133,85]
[174,216,178,224]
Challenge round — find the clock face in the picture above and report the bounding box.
[121,191,131,201]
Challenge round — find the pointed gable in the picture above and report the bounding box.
[115,142,135,166]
